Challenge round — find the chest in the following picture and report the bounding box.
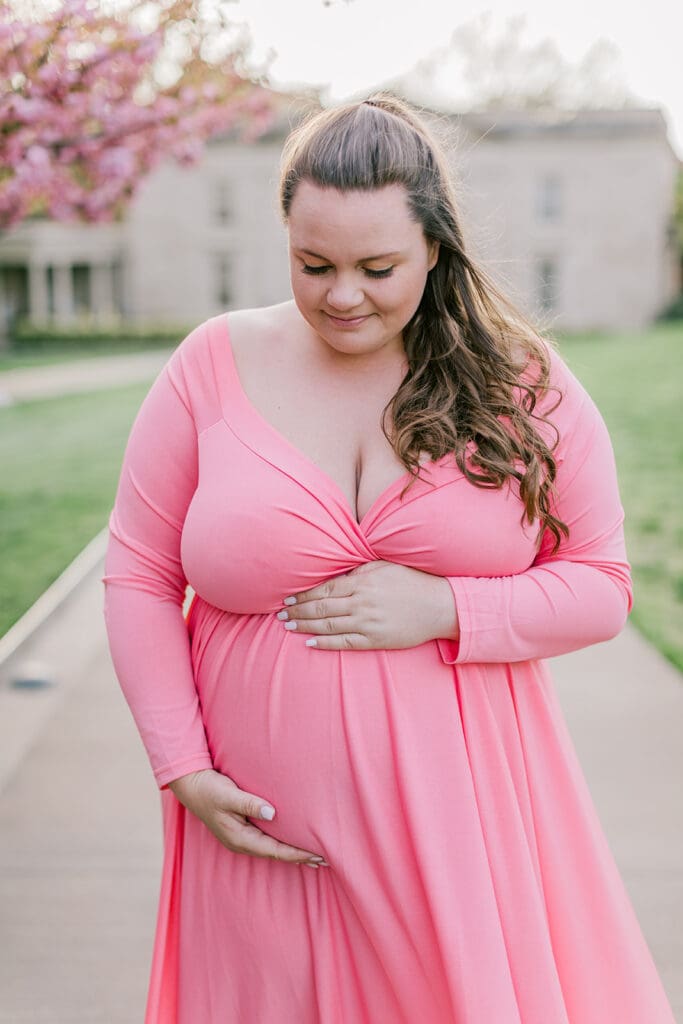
[181,418,542,616]
[233,345,410,525]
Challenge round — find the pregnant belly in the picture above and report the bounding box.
[188,597,465,871]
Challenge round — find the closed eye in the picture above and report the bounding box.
[301,264,331,275]
[302,264,395,279]
[364,266,394,278]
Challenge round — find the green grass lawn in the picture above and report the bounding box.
[556,322,683,672]
[0,383,151,637]
[1,323,682,675]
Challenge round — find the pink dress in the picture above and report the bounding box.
[102,312,675,1023]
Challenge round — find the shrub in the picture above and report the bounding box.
[656,293,683,322]
[9,316,195,350]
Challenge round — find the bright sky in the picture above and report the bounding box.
[230,0,683,159]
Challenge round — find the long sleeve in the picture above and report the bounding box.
[101,326,214,788]
[437,353,633,665]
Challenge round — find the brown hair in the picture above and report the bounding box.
[279,92,569,553]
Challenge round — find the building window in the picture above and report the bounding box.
[536,255,560,313]
[214,181,232,225]
[46,265,55,315]
[0,264,29,332]
[537,175,562,221]
[112,259,125,316]
[72,263,91,314]
[214,254,232,308]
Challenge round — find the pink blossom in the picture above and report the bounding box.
[25,145,50,168]
[35,63,63,90]
[97,146,137,178]
[0,0,278,228]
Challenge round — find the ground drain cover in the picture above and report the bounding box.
[8,660,56,690]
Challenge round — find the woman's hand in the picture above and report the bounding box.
[276,561,459,651]
[167,769,329,869]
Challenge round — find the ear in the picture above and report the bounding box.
[427,239,440,271]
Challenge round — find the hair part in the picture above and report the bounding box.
[279,92,569,554]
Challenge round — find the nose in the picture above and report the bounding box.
[326,276,365,312]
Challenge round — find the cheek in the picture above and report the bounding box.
[384,271,428,315]
[291,274,322,307]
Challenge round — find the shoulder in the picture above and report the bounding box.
[544,340,599,427]
[521,336,589,412]
[163,301,296,388]
[167,302,295,363]
[225,301,300,360]
[518,336,608,456]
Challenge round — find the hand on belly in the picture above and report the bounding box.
[275,560,459,651]
[167,768,330,869]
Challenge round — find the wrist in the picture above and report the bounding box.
[430,575,459,643]
[168,768,213,802]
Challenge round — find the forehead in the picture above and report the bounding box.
[288,181,422,254]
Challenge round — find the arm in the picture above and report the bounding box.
[436,380,633,665]
[102,327,333,867]
[101,330,214,789]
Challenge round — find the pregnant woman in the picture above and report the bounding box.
[102,94,675,1022]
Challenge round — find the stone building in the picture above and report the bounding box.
[0,103,679,337]
[449,107,680,331]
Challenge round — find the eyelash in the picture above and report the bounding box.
[302,264,395,279]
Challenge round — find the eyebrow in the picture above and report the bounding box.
[298,248,402,262]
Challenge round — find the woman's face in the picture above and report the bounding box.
[287,180,439,360]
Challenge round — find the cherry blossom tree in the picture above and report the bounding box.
[0,0,277,229]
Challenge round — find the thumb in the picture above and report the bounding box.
[229,781,276,821]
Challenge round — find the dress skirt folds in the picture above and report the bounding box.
[102,313,676,1023]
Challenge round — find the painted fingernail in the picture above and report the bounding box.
[305,638,317,647]
[305,862,319,869]
[284,621,297,630]
[284,596,297,605]
[276,610,288,620]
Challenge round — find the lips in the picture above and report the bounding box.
[325,313,371,327]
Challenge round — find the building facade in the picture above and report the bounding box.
[0,104,679,337]
[449,107,680,331]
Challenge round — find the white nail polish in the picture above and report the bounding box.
[284,621,297,630]
[276,610,288,620]
[260,805,275,820]
[284,596,297,605]
[305,638,317,647]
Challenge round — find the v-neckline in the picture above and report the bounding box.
[218,313,430,531]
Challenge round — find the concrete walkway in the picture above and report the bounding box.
[0,556,681,1022]
[0,349,173,405]
[0,563,160,1023]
